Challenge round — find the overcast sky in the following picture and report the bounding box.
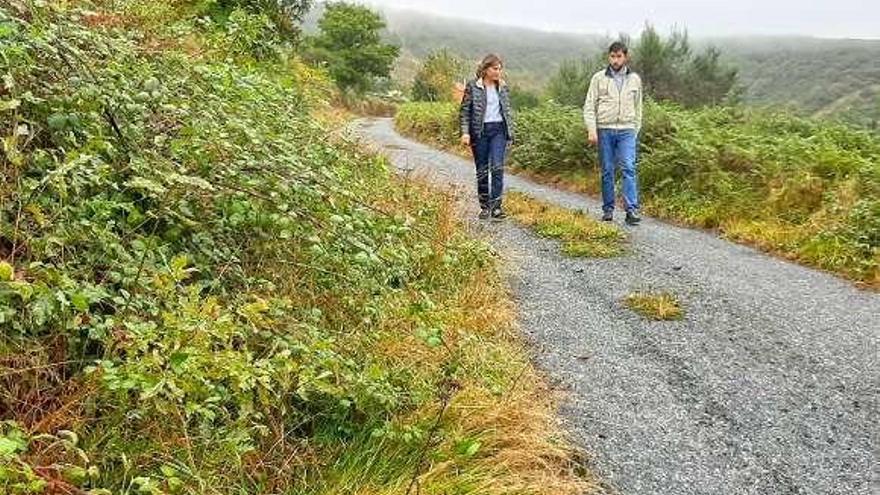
[363,0,879,38]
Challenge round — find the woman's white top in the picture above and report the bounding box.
[484,85,503,123]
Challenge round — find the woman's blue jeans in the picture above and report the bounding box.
[471,122,508,209]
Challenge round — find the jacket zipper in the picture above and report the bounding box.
[616,78,623,125]
[473,84,487,135]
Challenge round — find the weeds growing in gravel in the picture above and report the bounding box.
[505,192,626,258]
[624,292,685,320]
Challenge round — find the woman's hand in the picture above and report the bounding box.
[460,134,471,147]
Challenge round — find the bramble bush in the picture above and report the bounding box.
[0,3,417,490]
[1,2,589,494]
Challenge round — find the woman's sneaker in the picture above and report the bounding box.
[491,206,507,220]
[602,210,614,222]
[625,211,642,225]
[478,208,491,220]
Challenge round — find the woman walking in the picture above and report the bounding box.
[459,54,514,220]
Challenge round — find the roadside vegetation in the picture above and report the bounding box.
[0,1,592,493]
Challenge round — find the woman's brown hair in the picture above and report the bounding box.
[475,53,503,79]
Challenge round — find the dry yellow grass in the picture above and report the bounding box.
[505,191,626,258]
[721,219,814,256]
[624,292,684,321]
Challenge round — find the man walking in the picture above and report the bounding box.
[583,41,644,225]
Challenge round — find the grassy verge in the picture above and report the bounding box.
[395,101,880,289]
[298,183,594,495]
[624,292,685,321]
[0,3,591,494]
[505,192,626,258]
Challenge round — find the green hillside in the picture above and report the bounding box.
[714,37,880,128]
[380,9,604,90]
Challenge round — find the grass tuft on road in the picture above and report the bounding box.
[624,292,685,320]
[506,192,626,258]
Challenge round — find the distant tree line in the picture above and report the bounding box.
[406,24,740,111]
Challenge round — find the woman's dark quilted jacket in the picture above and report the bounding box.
[458,79,515,142]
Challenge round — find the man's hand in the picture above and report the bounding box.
[587,130,598,146]
[460,134,471,147]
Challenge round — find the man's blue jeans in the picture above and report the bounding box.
[598,128,639,213]
[471,122,508,209]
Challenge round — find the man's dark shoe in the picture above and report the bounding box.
[601,210,614,222]
[491,207,507,220]
[478,208,491,220]
[625,211,642,225]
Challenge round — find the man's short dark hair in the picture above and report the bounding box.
[609,41,628,54]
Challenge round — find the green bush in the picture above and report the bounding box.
[0,0,411,445]
[509,85,541,110]
[411,48,466,102]
[641,103,880,281]
[510,102,594,172]
[394,101,459,147]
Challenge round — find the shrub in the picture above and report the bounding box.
[510,102,594,172]
[395,101,459,147]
